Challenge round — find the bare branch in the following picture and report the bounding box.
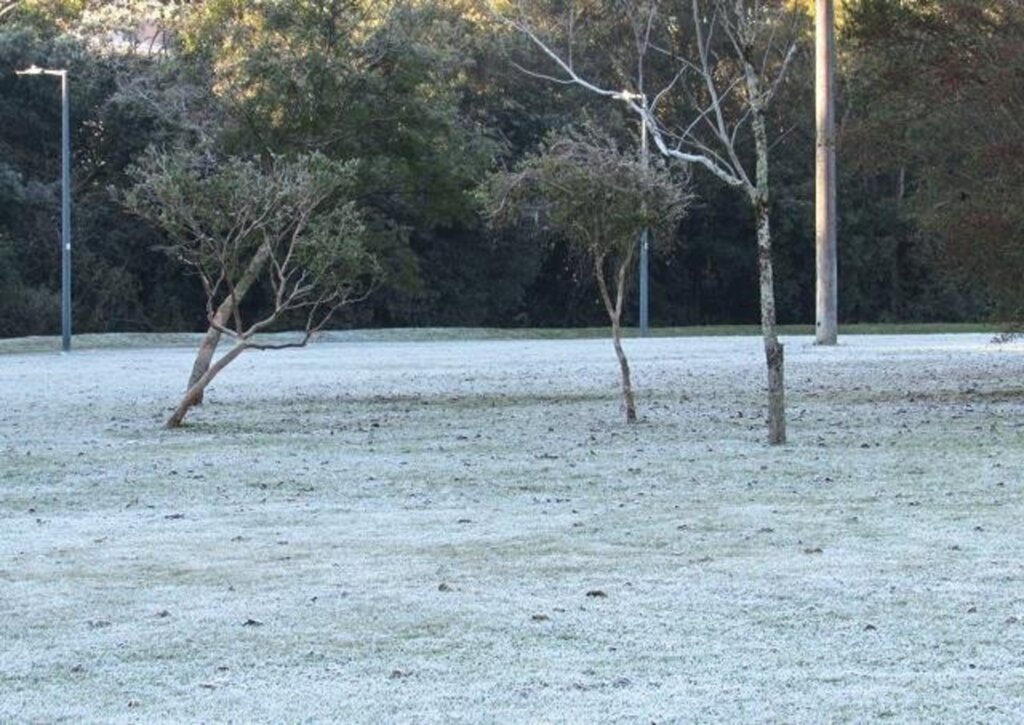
[509,61,580,86]
[0,1,19,22]
[763,42,798,107]
[692,0,752,189]
[505,17,623,101]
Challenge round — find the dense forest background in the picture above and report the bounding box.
[0,0,1020,337]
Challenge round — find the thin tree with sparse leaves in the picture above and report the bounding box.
[484,125,690,422]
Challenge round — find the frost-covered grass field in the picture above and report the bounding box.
[2,332,1023,723]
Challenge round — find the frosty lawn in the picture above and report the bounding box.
[1,333,1022,722]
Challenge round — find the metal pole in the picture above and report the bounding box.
[815,0,838,345]
[613,88,652,336]
[60,70,71,353]
[15,66,72,352]
[639,228,649,336]
[638,96,650,337]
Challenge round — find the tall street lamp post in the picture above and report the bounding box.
[16,65,72,353]
[638,102,650,337]
[614,90,650,337]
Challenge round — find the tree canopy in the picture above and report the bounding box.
[0,0,1020,337]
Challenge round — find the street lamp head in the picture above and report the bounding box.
[15,65,66,77]
[612,89,644,102]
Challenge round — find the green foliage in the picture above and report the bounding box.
[841,0,1021,321]
[0,18,217,336]
[1,0,86,35]
[0,231,58,335]
[0,0,1017,338]
[174,1,508,321]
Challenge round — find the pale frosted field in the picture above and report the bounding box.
[1,333,1023,723]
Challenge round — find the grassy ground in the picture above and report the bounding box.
[0,321,1007,355]
[1,332,1022,722]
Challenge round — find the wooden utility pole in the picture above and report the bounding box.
[815,0,838,345]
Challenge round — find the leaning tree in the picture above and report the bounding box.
[484,126,690,422]
[123,149,380,427]
[507,0,805,444]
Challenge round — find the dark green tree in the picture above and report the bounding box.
[841,0,1020,322]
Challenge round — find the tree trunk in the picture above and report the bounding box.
[749,93,786,445]
[611,316,637,423]
[167,341,249,428]
[753,194,785,445]
[187,325,223,403]
[186,241,272,401]
[594,254,638,423]
[764,324,786,445]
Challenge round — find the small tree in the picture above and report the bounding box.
[123,149,380,428]
[484,126,690,422]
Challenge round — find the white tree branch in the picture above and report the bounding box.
[507,12,745,189]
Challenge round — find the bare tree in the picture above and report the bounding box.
[507,0,802,444]
[484,126,690,422]
[123,149,380,428]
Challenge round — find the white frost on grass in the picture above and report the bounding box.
[1,333,1023,723]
